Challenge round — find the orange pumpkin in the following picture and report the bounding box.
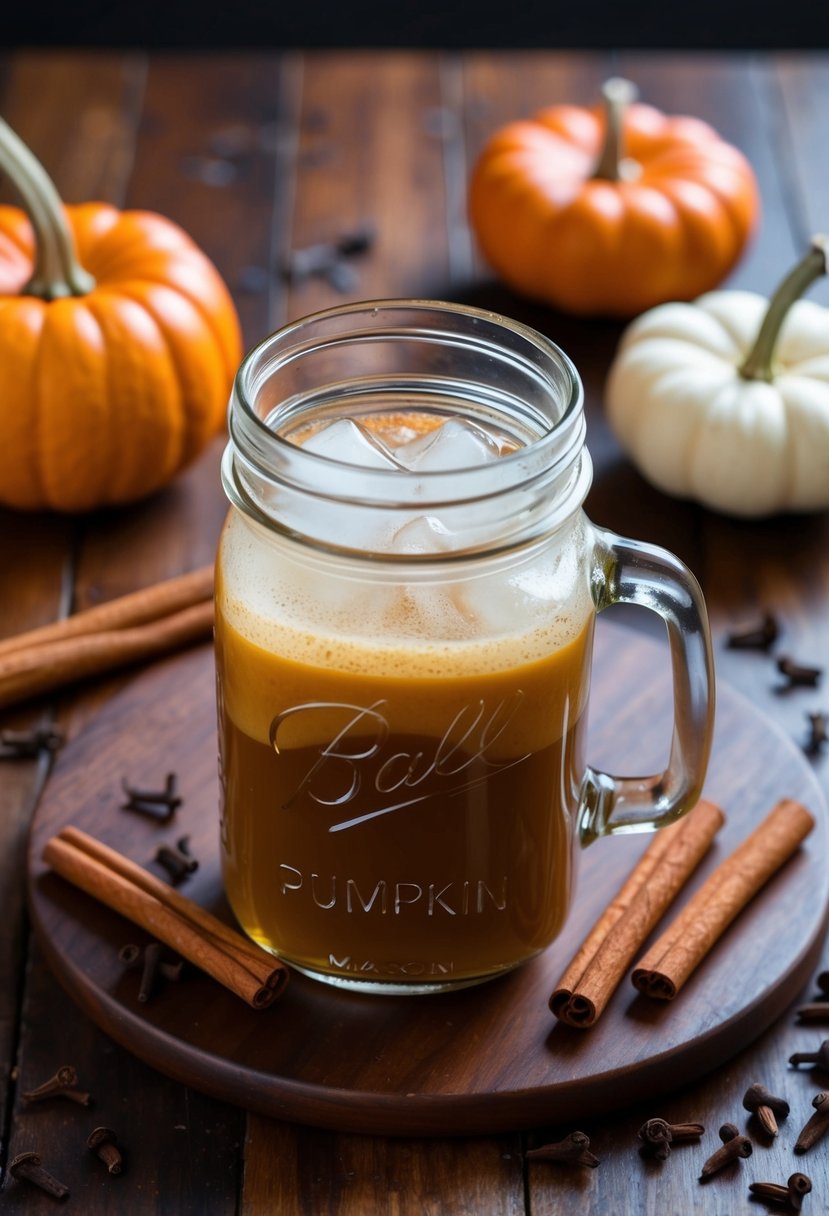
[468,78,760,318]
[0,118,242,512]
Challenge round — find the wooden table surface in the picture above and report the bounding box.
[1,47,829,1215]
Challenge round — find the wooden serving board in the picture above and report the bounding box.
[27,619,829,1137]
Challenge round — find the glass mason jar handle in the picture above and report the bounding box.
[577,527,715,847]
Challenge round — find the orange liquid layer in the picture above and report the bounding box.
[216,594,594,985]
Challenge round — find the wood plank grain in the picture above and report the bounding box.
[2,944,244,1214]
[58,54,296,723]
[126,51,293,348]
[65,52,292,730]
[242,1119,526,1216]
[4,48,829,1216]
[691,54,829,790]
[282,51,451,320]
[775,55,829,302]
[520,51,829,1216]
[0,51,145,205]
[444,47,829,1216]
[3,51,287,1208]
[0,50,144,1171]
[45,46,289,1207]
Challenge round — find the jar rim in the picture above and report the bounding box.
[224,299,591,556]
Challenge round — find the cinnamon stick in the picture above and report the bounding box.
[43,833,287,1009]
[57,826,280,988]
[0,600,214,711]
[0,565,213,660]
[632,799,814,1001]
[550,799,724,1027]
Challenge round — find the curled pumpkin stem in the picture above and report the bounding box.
[592,77,640,183]
[0,118,95,300]
[740,236,828,382]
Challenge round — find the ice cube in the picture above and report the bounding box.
[276,419,403,550]
[389,514,456,555]
[301,418,404,469]
[394,418,506,471]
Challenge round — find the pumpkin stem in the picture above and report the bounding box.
[592,77,639,182]
[0,118,95,299]
[739,237,828,382]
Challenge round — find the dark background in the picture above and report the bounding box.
[4,0,823,49]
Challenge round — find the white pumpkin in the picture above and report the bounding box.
[605,240,829,517]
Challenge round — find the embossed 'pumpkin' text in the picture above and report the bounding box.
[278,865,508,915]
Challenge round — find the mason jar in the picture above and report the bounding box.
[216,299,714,994]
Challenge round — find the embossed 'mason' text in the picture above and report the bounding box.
[328,956,455,977]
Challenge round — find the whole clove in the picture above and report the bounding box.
[742,1083,789,1136]
[789,1041,829,1073]
[208,123,254,158]
[749,1173,812,1212]
[525,1130,599,1168]
[154,837,198,884]
[120,942,184,1000]
[159,957,185,982]
[138,941,164,1003]
[797,1005,829,1024]
[9,1152,70,1199]
[324,260,359,293]
[699,1123,752,1179]
[804,712,828,755]
[180,154,237,188]
[0,726,64,760]
[21,1064,92,1107]
[777,656,823,689]
[176,835,195,859]
[237,264,271,295]
[794,1092,829,1153]
[796,971,829,1018]
[637,1117,704,1160]
[726,613,779,651]
[281,226,374,291]
[118,943,143,970]
[87,1127,124,1175]
[334,229,374,257]
[121,772,182,822]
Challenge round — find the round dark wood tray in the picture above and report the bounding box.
[27,619,829,1136]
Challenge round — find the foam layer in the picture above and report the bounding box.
[216,511,594,680]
